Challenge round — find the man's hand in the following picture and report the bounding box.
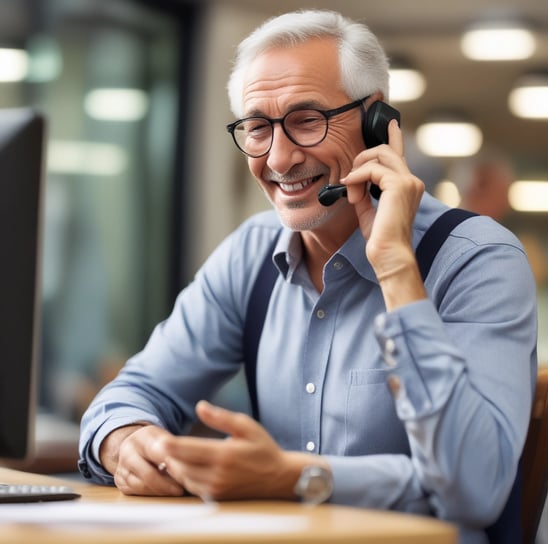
[342,119,426,309]
[150,401,321,501]
[100,424,186,496]
[100,402,326,501]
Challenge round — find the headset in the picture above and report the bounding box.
[318,100,401,206]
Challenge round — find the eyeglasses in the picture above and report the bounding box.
[226,96,369,158]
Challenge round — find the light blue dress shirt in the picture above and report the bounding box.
[79,192,537,544]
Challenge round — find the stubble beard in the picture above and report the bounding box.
[268,195,337,232]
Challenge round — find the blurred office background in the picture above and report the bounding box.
[1,0,547,539]
[1,0,547,426]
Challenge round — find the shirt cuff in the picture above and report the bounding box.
[374,299,465,420]
[79,413,163,483]
[325,454,430,514]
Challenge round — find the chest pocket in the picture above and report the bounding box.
[344,368,410,456]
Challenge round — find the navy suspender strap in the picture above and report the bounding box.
[243,234,280,422]
[415,208,477,281]
[242,208,477,422]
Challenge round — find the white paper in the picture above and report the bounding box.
[175,513,309,534]
[0,502,215,529]
[0,501,309,534]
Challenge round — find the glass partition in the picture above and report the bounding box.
[0,0,187,421]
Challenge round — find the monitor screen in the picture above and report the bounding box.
[0,108,45,461]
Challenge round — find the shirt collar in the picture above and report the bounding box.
[270,192,441,286]
[272,228,301,281]
[272,226,377,284]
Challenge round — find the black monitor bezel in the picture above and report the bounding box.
[0,107,46,462]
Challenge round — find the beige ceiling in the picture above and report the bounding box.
[216,0,548,167]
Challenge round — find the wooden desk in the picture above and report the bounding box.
[0,468,457,544]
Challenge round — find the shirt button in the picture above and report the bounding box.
[333,261,344,270]
[384,338,396,354]
[305,383,316,394]
[374,313,387,333]
[306,441,315,452]
[316,309,326,319]
[383,338,397,367]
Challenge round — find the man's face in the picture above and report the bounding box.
[241,38,365,233]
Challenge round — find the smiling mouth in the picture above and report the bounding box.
[277,175,323,193]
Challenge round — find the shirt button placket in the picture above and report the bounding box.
[303,303,331,456]
[305,376,318,452]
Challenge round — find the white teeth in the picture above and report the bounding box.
[279,178,314,192]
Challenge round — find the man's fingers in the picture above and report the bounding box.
[195,400,257,439]
[387,118,404,156]
[115,453,184,496]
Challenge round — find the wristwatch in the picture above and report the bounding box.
[294,465,334,505]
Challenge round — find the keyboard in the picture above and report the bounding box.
[0,484,81,503]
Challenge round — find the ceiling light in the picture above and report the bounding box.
[508,73,548,119]
[461,23,536,61]
[434,180,461,207]
[388,58,426,102]
[509,180,548,212]
[84,88,149,122]
[47,140,128,176]
[26,35,63,83]
[416,116,483,157]
[0,48,29,82]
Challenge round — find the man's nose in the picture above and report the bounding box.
[266,125,305,174]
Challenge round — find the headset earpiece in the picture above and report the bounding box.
[361,100,401,149]
[361,101,401,199]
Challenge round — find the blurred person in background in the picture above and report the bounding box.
[449,147,514,223]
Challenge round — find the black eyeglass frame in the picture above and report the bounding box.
[226,95,370,158]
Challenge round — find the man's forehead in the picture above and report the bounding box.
[241,39,343,112]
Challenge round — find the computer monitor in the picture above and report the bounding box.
[0,108,45,461]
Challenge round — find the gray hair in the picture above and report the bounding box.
[227,9,390,118]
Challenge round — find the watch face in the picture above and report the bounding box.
[307,475,329,499]
[295,466,334,505]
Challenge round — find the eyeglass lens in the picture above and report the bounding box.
[233,110,328,157]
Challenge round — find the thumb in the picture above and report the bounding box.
[195,400,258,439]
